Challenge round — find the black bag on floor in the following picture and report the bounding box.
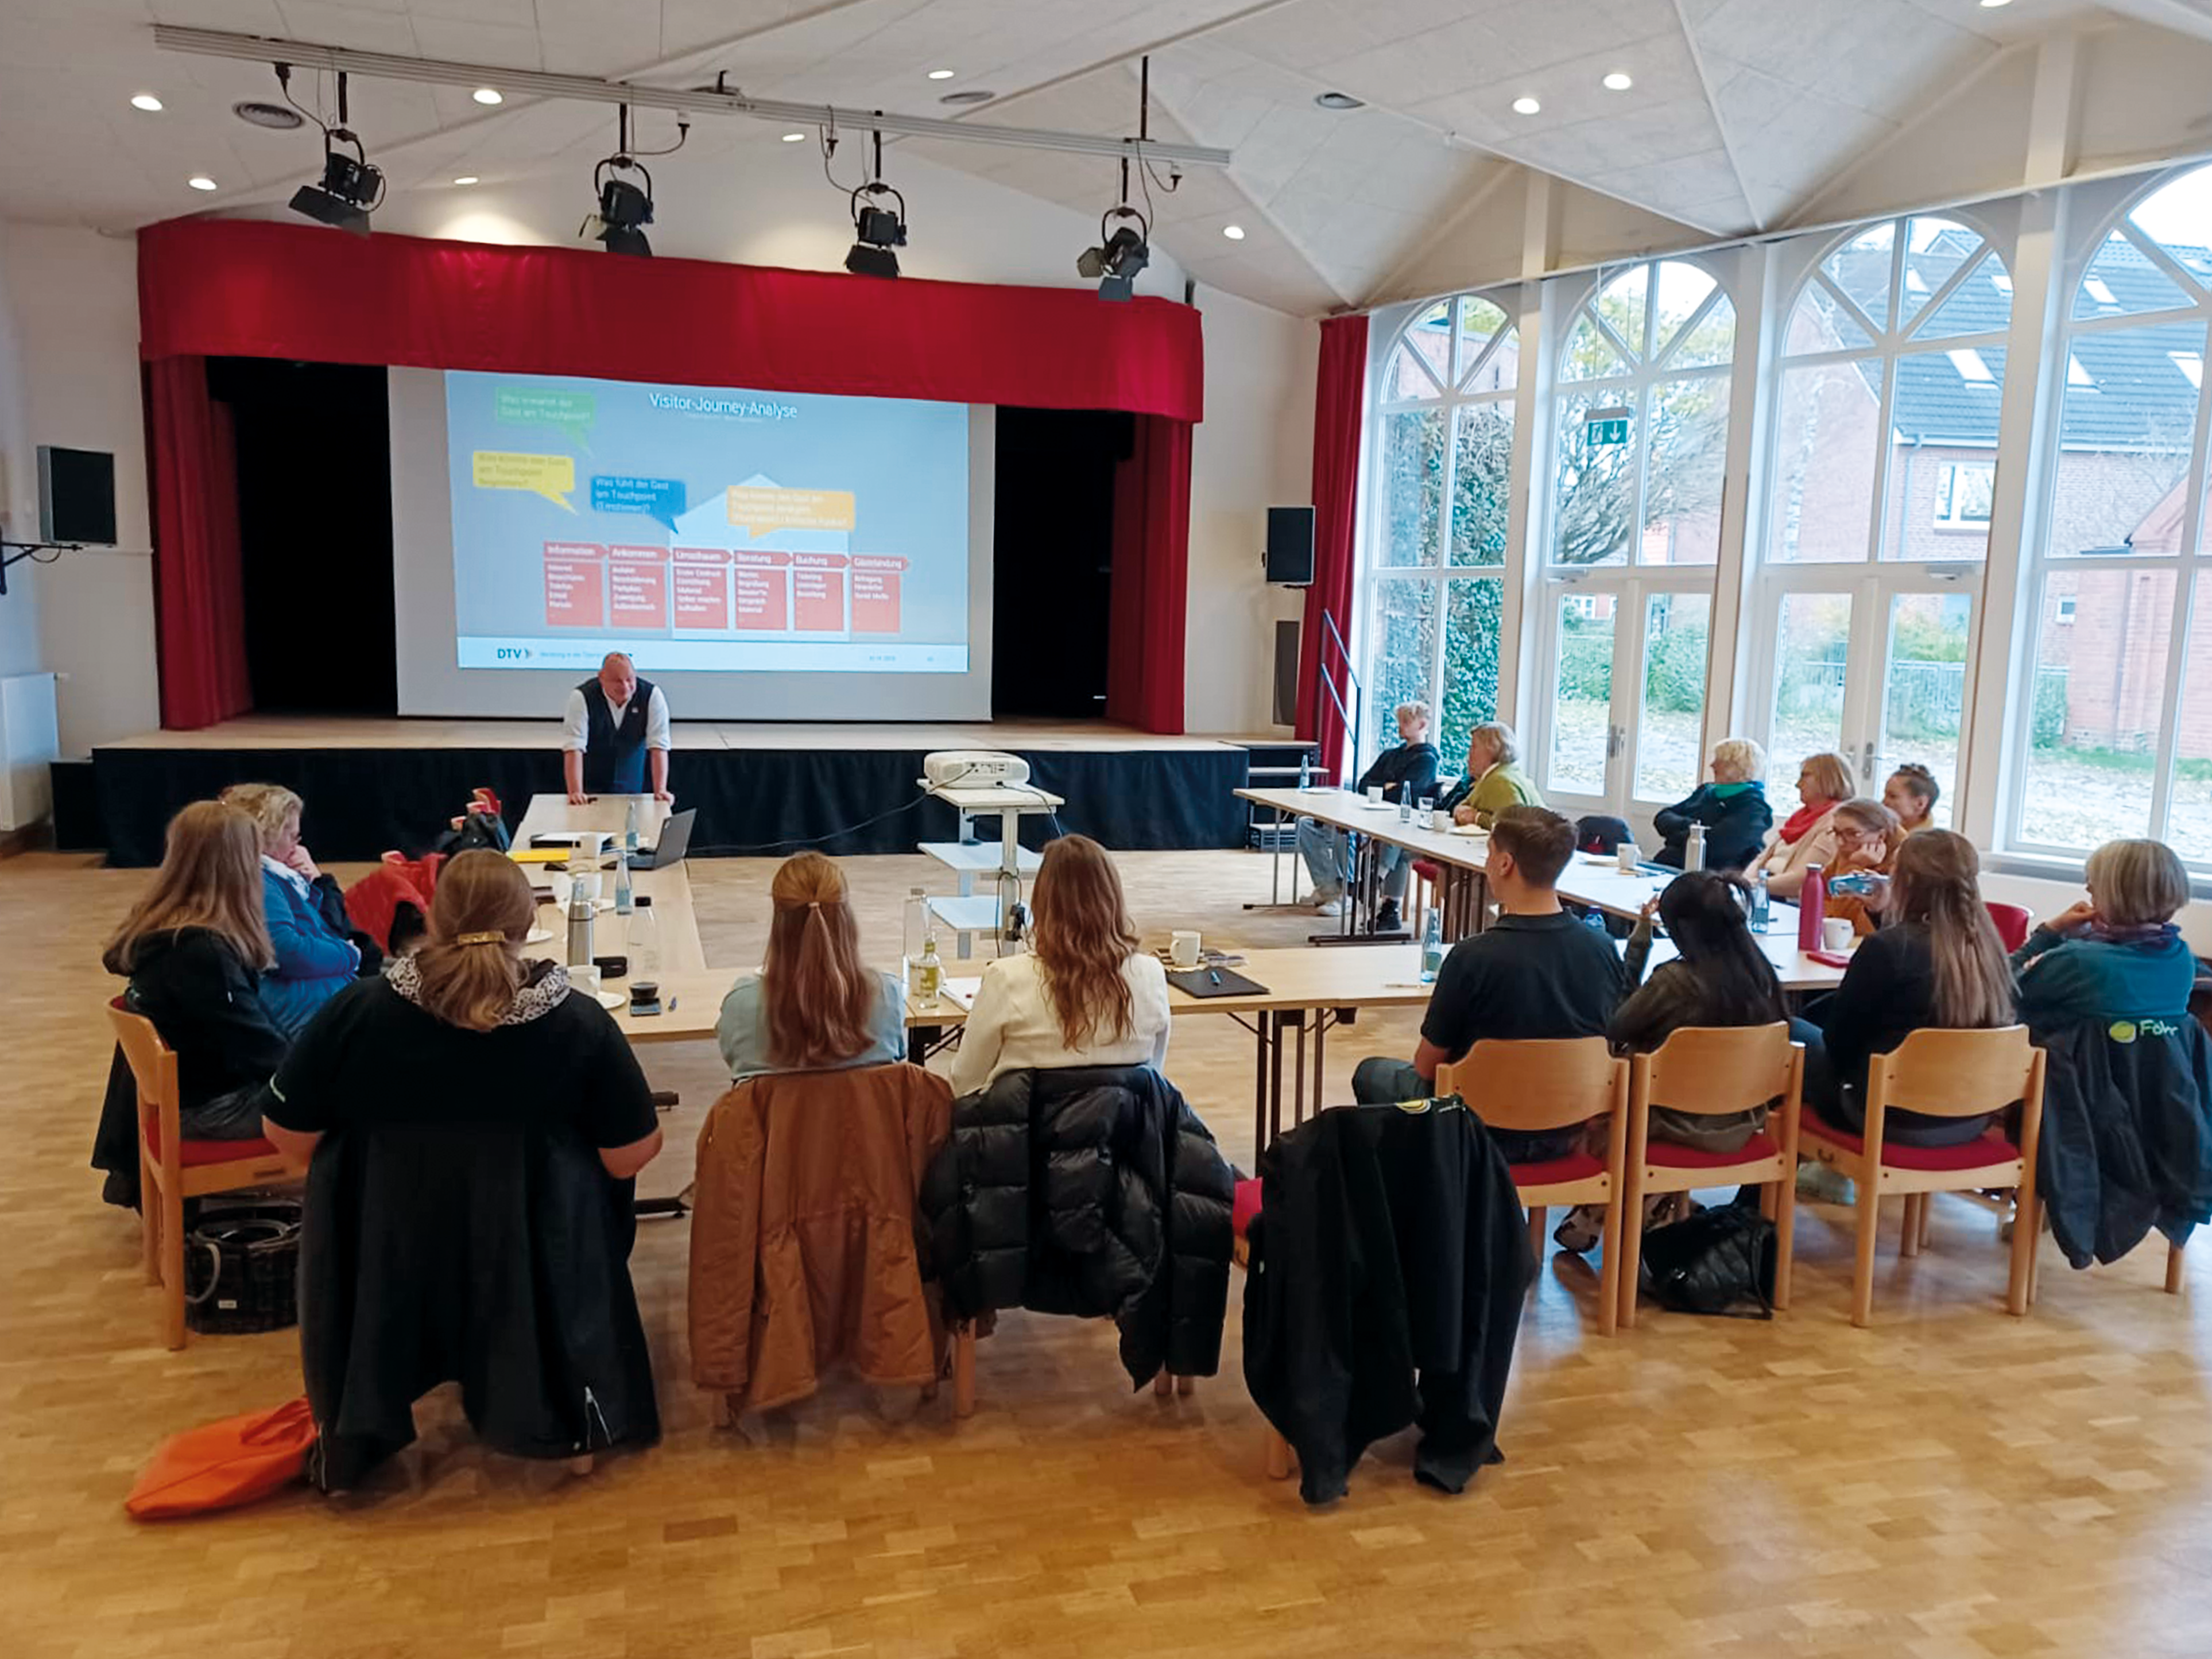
[184,1200,303,1336]
[1637,1204,1775,1319]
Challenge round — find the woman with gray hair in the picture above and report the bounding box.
[1652,737,1773,872]
[220,782,368,1035]
[1437,721,1542,830]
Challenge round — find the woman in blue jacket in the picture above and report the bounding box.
[223,783,363,1036]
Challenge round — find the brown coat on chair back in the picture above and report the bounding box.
[688,1062,953,1412]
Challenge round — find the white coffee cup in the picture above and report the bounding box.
[1170,929,1202,968]
[1822,918,1855,952]
[1431,809,1452,832]
[1616,843,1640,873]
[573,965,603,998]
[1366,785,1384,805]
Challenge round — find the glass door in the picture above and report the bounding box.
[1540,573,1714,819]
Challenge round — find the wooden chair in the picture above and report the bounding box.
[1437,1037,1629,1336]
[106,1002,293,1350]
[1796,1026,2045,1327]
[1618,1025,1803,1329]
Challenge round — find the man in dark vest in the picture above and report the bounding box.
[562,651,673,803]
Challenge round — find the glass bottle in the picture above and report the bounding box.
[630,893,659,974]
[1420,907,1444,983]
[915,932,944,1003]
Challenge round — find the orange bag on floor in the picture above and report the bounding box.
[125,1398,317,1520]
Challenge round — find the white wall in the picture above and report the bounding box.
[0,224,40,681]
[0,223,156,757]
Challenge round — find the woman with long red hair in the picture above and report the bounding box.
[716,851,908,1079]
[950,835,1170,1095]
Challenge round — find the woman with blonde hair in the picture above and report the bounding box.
[1653,737,1773,872]
[256,849,663,1489]
[2013,839,2198,1027]
[950,834,1171,1095]
[219,781,365,1034]
[716,851,907,1080]
[1749,750,1855,900]
[1440,720,1543,831]
[94,802,291,1203]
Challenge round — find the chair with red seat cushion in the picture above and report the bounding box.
[1437,1037,1628,1336]
[106,1001,295,1350]
[1985,901,2033,952]
[1618,1024,1802,1328]
[1795,1025,2046,1327]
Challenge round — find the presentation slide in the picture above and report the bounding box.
[388,370,994,720]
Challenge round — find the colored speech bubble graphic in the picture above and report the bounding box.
[591,474,687,533]
[725,484,857,538]
[497,386,595,453]
[473,451,576,511]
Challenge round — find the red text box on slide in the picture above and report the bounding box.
[734,566,788,630]
[849,555,908,634]
[792,559,846,632]
[671,547,730,631]
[543,541,606,628]
[609,545,669,631]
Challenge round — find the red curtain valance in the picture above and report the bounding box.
[137,218,1204,422]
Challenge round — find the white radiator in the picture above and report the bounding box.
[0,671,58,832]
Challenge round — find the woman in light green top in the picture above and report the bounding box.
[715,851,907,1081]
[1439,722,1543,830]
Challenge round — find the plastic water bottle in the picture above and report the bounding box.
[1749,867,1771,932]
[630,893,659,974]
[1420,908,1444,983]
[623,797,640,855]
[612,847,633,916]
[1686,823,1707,873]
[915,932,943,1003]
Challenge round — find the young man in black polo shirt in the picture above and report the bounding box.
[1351,804,1628,1160]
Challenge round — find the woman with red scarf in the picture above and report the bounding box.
[1748,751,1854,901]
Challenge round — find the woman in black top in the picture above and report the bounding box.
[258,850,664,1486]
[1807,830,2016,1147]
[1652,738,1774,872]
[94,802,290,1207]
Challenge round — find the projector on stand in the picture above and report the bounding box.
[921,751,1031,790]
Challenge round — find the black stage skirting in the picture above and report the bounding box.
[90,742,1250,867]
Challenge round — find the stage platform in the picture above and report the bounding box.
[88,718,1270,867]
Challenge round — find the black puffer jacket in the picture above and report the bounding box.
[918,1065,1234,1387]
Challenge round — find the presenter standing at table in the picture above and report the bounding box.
[562,651,672,803]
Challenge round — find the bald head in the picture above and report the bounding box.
[598,652,637,705]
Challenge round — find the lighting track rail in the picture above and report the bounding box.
[152,26,1233,169]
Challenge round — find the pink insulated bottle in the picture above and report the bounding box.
[1796,865,1827,952]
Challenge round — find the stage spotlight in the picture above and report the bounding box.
[1078,207,1150,301]
[288,127,383,235]
[585,155,654,255]
[846,180,907,278]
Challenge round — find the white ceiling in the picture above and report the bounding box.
[8,0,2212,316]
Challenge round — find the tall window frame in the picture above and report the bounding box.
[1357,290,1521,777]
[2006,165,2212,865]
[1748,209,2018,822]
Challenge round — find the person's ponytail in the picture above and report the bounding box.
[412,850,537,1032]
[761,852,874,1068]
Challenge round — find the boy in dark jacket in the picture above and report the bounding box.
[1299,701,1439,931]
[1652,738,1772,872]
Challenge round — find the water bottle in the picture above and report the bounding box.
[612,847,633,916]
[565,884,595,967]
[623,797,640,855]
[1686,823,1707,873]
[1749,867,1771,932]
[1796,866,1827,953]
[1420,908,1444,983]
[1298,751,1311,790]
[630,894,659,974]
[915,932,943,1003]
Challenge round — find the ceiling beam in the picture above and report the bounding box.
[151,26,1233,166]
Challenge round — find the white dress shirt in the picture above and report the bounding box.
[949,951,1172,1097]
[561,684,673,753]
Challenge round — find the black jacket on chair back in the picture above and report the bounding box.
[919,1064,1234,1386]
[1243,1101,1534,1506]
[2036,1015,2212,1269]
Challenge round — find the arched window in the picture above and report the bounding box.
[1363,293,1520,769]
[1536,258,1734,810]
[1749,214,2013,817]
[2013,166,2212,858]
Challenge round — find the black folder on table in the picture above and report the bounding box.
[1167,967,1269,999]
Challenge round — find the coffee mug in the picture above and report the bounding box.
[1822,918,1855,952]
[1616,843,1640,873]
[1169,929,1202,968]
[629,979,660,1007]
[1431,809,1452,832]
[1366,785,1384,805]
[573,965,603,998]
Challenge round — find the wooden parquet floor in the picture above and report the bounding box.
[3,846,2209,1659]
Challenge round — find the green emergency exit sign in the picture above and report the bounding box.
[1585,408,1632,447]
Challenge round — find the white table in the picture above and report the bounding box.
[510,793,707,976]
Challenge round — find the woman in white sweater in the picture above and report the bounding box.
[949,834,1170,1096]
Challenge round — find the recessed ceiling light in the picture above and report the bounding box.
[939,90,994,106]
[130,93,163,113]
[1602,71,1633,91]
[233,99,305,129]
[780,130,807,142]
[472,87,503,105]
[1223,224,1246,240]
[1979,0,2012,8]
[1512,95,1541,115]
[927,68,956,80]
[1314,91,1365,111]
[453,175,479,185]
[187,175,218,191]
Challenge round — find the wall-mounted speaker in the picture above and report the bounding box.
[1265,505,1315,586]
[38,447,117,546]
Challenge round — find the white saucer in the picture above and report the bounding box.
[525,928,553,944]
[598,990,625,1010]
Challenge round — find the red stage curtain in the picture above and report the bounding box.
[145,356,251,730]
[1105,416,1194,735]
[1296,314,1368,780]
[137,219,1204,422]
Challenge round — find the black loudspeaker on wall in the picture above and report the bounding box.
[1265,505,1315,586]
[1272,620,1301,727]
